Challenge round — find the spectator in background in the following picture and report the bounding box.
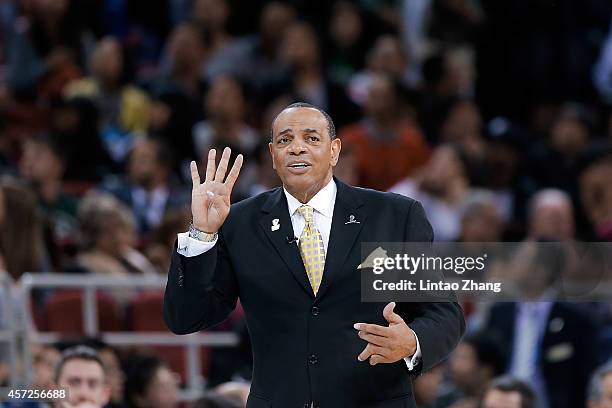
[101,137,189,234]
[56,338,127,408]
[348,35,410,107]
[588,361,612,408]
[49,98,114,181]
[151,22,207,100]
[193,74,258,160]
[333,143,359,187]
[64,37,150,163]
[96,343,125,408]
[413,363,460,408]
[341,73,429,191]
[0,178,48,280]
[54,346,111,408]
[484,247,600,408]
[390,144,469,241]
[123,354,179,408]
[18,134,79,253]
[428,0,484,46]
[439,100,486,168]
[74,192,156,277]
[479,133,521,228]
[145,208,191,274]
[447,331,506,408]
[193,0,239,81]
[528,189,575,241]
[325,1,370,86]
[480,376,536,408]
[32,344,61,390]
[279,21,360,129]
[579,147,612,240]
[459,190,504,242]
[4,0,83,99]
[229,2,296,103]
[145,23,207,162]
[527,105,592,196]
[415,52,464,144]
[594,15,612,104]
[243,141,280,199]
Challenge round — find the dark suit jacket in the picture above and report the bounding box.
[485,302,600,408]
[164,179,465,408]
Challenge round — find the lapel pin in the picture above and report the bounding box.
[271,218,280,231]
[345,214,360,225]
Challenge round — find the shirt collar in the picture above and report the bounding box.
[284,178,337,219]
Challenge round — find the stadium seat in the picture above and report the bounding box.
[40,289,123,333]
[127,289,212,383]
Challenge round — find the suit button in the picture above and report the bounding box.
[309,354,318,365]
[311,306,319,316]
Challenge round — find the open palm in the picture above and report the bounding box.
[191,147,243,233]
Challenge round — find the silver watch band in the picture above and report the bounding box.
[188,223,217,242]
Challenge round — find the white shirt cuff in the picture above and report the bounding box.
[403,328,421,371]
[176,232,218,257]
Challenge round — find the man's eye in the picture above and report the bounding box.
[278,137,290,144]
[308,136,320,142]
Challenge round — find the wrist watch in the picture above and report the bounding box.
[189,223,218,242]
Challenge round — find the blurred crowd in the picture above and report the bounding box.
[2,0,612,407]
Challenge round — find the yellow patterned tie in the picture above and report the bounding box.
[297,205,326,295]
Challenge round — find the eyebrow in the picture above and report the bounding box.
[277,128,321,137]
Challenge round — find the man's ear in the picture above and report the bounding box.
[102,384,111,406]
[268,142,276,170]
[330,138,341,167]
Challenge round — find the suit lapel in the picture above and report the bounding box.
[259,188,314,298]
[316,179,367,300]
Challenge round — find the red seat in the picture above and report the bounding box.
[40,290,123,334]
[128,289,212,383]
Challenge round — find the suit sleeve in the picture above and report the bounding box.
[397,200,466,375]
[163,228,239,335]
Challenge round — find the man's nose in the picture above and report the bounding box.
[72,384,89,402]
[288,140,306,155]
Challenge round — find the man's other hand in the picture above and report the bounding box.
[354,302,417,365]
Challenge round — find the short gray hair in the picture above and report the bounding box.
[528,188,573,219]
[55,345,106,382]
[588,360,612,402]
[270,102,336,141]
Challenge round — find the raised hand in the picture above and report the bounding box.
[191,147,243,233]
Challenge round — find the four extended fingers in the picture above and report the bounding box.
[355,322,392,364]
[191,147,244,192]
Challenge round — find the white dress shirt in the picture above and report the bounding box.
[176,178,421,370]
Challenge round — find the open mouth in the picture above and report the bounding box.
[287,162,312,173]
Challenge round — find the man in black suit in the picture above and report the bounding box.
[485,302,599,408]
[164,102,465,407]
